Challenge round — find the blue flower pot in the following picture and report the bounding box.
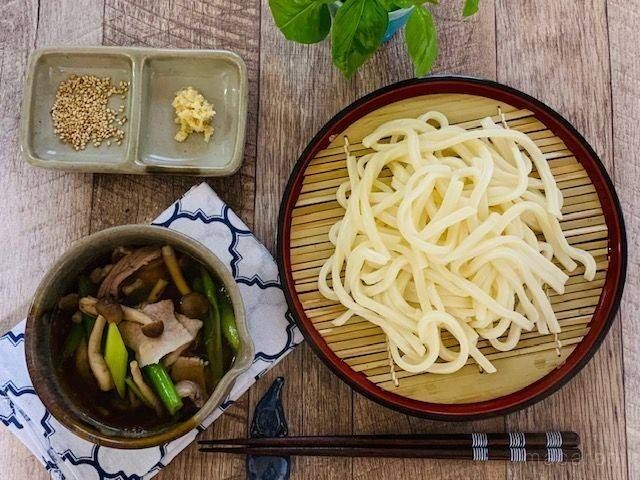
[330,3,414,43]
[384,6,415,42]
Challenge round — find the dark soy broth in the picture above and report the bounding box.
[52,245,235,431]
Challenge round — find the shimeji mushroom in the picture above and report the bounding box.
[161,245,191,296]
[128,386,141,408]
[179,292,209,319]
[57,293,79,312]
[88,315,114,391]
[146,278,169,303]
[71,311,83,324]
[95,297,123,324]
[79,296,164,338]
[174,380,205,408]
[122,278,144,296]
[74,339,94,386]
[130,360,163,416]
[141,319,165,338]
[90,264,114,284]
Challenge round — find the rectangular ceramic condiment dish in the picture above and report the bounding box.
[20,47,248,176]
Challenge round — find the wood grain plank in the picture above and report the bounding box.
[0,1,632,479]
[0,0,103,478]
[495,1,627,479]
[607,0,640,478]
[253,5,356,478]
[0,434,52,480]
[99,1,261,478]
[0,0,103,328]
[37,0,105,45]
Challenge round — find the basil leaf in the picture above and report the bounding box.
[380,0,437,9]
[379,0,413,9]
[462,0,479,17]
[269,0,332,44]
[331,0,388,78]
[404,6,438,77]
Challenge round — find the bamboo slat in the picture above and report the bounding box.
[287,93,609,405]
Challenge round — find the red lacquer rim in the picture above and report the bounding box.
[277,77,627,420]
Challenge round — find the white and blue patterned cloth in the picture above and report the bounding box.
[0,183,303,479]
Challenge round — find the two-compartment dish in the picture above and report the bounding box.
[20,47,247,176]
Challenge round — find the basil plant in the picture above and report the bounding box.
[268,0,480,78]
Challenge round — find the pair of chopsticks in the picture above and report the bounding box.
[199,431,581,463]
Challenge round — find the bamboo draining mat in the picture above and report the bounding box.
[288,93,608,404]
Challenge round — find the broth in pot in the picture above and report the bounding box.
[52,244,238,431]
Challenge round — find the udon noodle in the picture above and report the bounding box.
[317,111,596,375]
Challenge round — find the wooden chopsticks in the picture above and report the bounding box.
[198,431,581,463]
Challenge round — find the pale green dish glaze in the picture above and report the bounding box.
[20,47,247,176]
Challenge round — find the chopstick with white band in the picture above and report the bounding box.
[471,431,578,462]
[199,431,581,463]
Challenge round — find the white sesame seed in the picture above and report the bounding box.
[50,74,129,150]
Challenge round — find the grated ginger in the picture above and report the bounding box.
[172,87,215,143]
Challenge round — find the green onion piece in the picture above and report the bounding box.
[143,363,183,416]
[104,323,128,398]
[125,377,153,409]
[192,276,204,294]
[81,315,96,339]
[202,267,240,354]
[200,268,217,307]
[203,307,224,387]
[218,294,240,353]
[195,270,224,387]
[61,323,84,360]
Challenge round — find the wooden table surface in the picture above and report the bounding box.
[0,0,638,478]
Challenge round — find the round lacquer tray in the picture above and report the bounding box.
[277,77,626,419]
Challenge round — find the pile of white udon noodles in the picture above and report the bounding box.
[317,111,596,375]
